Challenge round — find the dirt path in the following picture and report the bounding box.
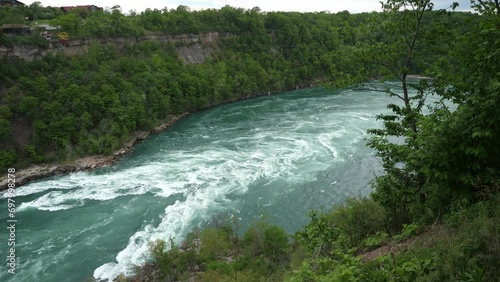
[361,225,444,262]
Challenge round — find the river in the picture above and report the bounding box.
[1,85,401,281]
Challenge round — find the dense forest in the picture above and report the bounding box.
[0,1,481,169]
[1,0,499,281]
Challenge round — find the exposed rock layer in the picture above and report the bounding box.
[0,32,224,63]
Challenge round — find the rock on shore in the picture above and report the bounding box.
[0,113,188,192]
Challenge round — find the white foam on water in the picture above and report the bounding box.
[94,184,236,281]
[14,163,187,211]
[92,123,348,281]
[317,133,341,159]
[1,171,87,198]
[3,87,397,282]
[18,191,82,211]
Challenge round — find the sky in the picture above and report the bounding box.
[23,0,472,14]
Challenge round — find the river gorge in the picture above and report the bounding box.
[1,85,406,281]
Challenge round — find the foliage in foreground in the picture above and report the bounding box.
[327,0,499,230]
[130,1,500,281]
[138,217,290,281]
[134,194,498,282]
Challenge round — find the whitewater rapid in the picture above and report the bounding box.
[1,86,398,281]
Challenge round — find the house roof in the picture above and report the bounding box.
[0,0,25,6]
[61,5,103,11]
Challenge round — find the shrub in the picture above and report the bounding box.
[199,226,231,261]
[0,149,16,170]
[263,225,289,264]
[393,223,419,241]
[363,231,390,249]
[148,239,191,281]
[242,217,268,258]
[295,208,341,258]
[332,197,387,247]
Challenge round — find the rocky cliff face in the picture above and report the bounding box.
[0,32,223,63]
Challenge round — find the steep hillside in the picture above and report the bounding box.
[0,7,477,175]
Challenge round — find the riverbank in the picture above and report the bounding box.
[0,113,189,192]
[0,83,320,192]
[407,74,433,79]
[0,73,432,192]
[0,74,434,192]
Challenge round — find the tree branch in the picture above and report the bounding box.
[388,90,406,102]
[353,82,406,103]
[477,0,488,10]
[405,0,429,69]
[358,57,401,79]
[476,0,500,14]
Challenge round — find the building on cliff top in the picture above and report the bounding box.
[0,0,25,7]
[61,5,103,13]
[1,24,32,35]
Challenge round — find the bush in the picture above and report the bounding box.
[148,239,192,281]
[263,225,289,263]
[199,226,232,261]
[332,197,387,247]
[242,217,269,258]
[296,197,387,261]
[393,223,419,241]
[0,149,16,170]
[363,231,390,249]
[369,194,500,282]
[201,268,258,282]
[295,208,342,258]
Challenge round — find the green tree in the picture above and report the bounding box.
[471,0,500,14]
[0,118,11,142]
[199,227,231,261]
[71,7,89,19]
[0,150,16,169]
[0,5,25,24]
[408,0,500,212]
[263,225,289,264]
[55,13,80,34]
[327,0,435,229]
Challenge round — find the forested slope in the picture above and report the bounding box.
[0,4,479,171]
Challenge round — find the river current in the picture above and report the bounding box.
[1,86,401,281]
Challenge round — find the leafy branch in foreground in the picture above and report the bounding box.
[327,0,499,230]
[327,0,436,229]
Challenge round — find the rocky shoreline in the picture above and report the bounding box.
[0,75,432,193]
[0,85,310,192]
[0,75,431,193]
[0,113,189,192]
[406,74,433,79]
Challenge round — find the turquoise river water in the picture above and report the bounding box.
[1,86,408,281]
